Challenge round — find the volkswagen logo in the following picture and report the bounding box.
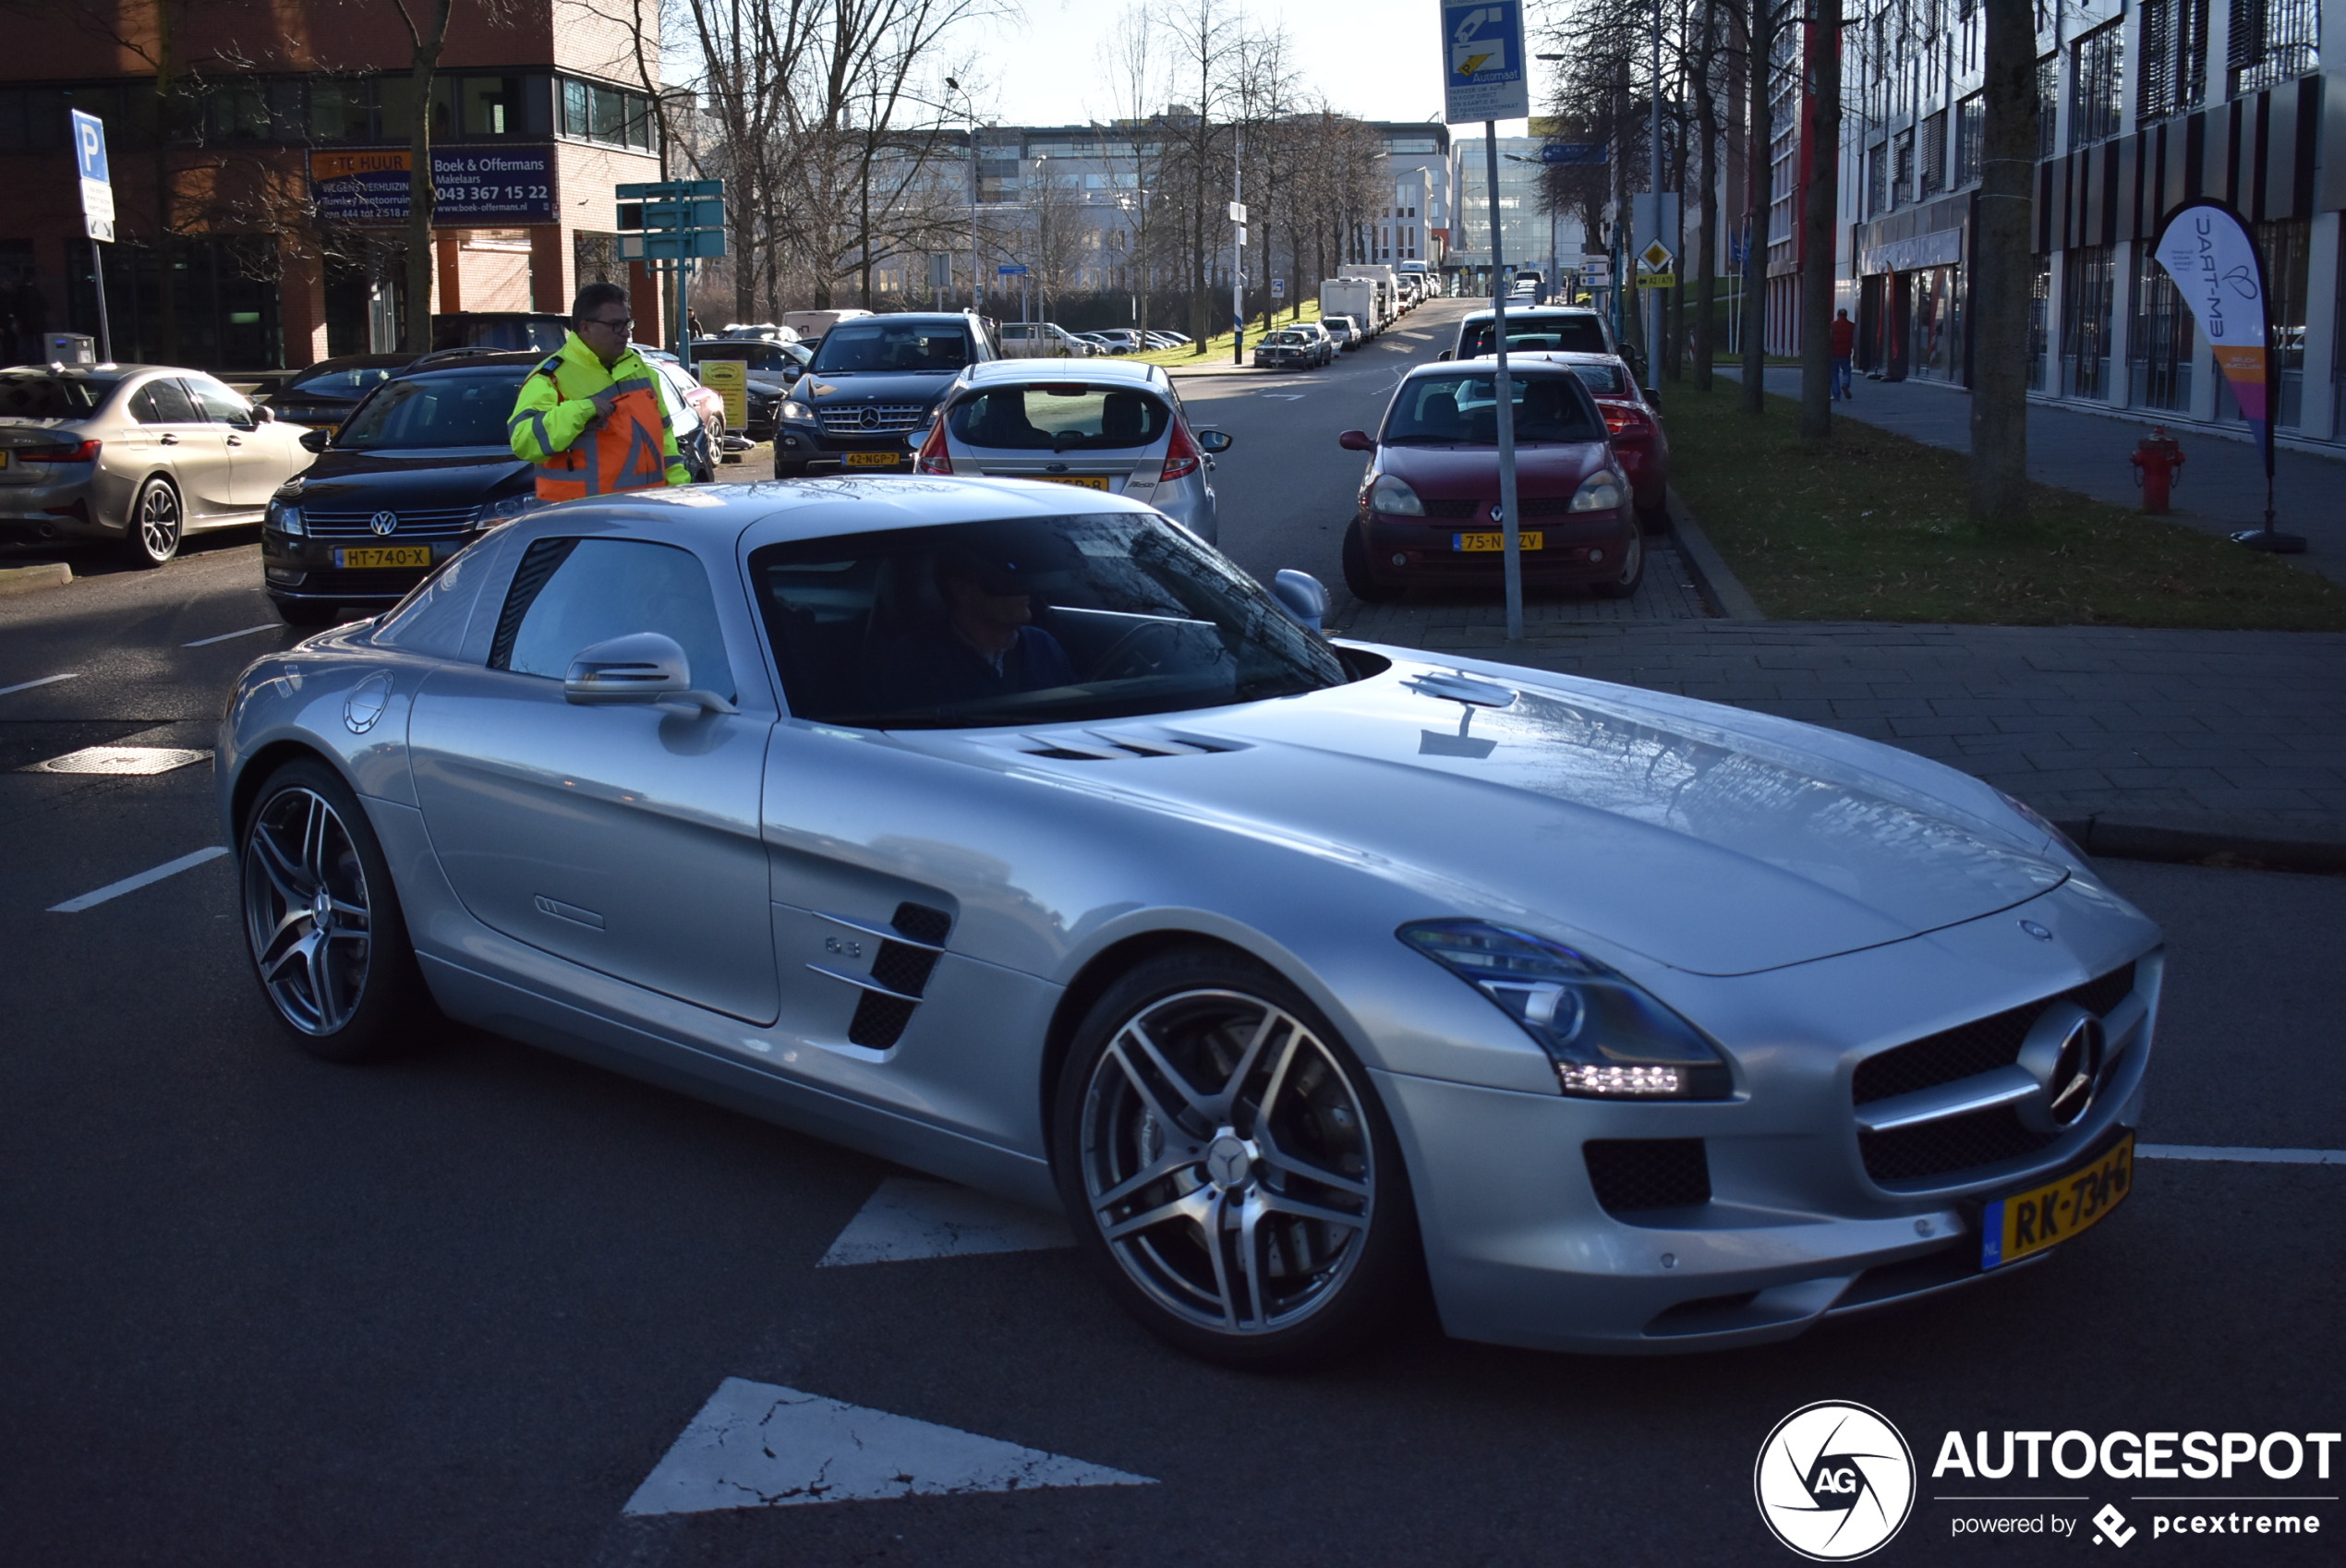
[2014,1002,2105,1132]
[1754,1401,1915,1560]
[858,404,881,430]
[368,510,399,537]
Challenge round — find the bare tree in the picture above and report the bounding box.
[1796,0,1842,437]
[1968,0,2036,533]
[1096,5,1164,343]
[1157,0,1235,351]
[1740,0,1783,413]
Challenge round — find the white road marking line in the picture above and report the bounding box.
[818,1176,1072,1267]
[2137,1143,2346,1166]
[623,1378,1153,1515]
[0,672,79,697]
[182,623,279,647]
[49,846,229,912]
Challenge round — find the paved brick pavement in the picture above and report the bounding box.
[1731,366,2346,583]
[1337,616,2346,862]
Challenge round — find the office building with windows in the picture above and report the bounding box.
[5,0,666,370]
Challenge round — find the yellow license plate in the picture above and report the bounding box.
[0,451,9,467]
[1982,1133,2134,1268]
[333,546,434,570]
[843,452,902,468]
[1453,531,1544,551]
[1034,475,1111,490]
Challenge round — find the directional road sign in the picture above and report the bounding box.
[1639,239,1674,272]
[1441,3,1530,124]
[997,263,1029,276]
[70,110,115,242]
[1539,142,1607,165]
[616,179,725,260]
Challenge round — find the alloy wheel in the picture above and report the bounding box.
[1077,988,1375,1335]
[137,481,182,563]
[242,786,374,1035]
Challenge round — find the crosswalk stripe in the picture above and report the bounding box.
[0,672,79,697]
[48,846,229,912]
[818,1176,1072,1267]
[182,623,279,647]
[623,1379,1153,1515]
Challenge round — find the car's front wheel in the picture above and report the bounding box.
[1341,522,1401,603]
[1590,526,1646,599]
[240,757,430,1062]
[1053,947,1421,1369]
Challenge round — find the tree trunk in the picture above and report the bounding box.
[1796,0,1841,439]
[1740,0,1775,415]
[1692,0,1723,392]
[151,0,179,362]
[1970,0,2038,535]
[401,0,454,355]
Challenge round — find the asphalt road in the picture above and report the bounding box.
[3,316,2342,1567]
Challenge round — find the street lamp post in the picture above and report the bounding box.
[946,77,979,317]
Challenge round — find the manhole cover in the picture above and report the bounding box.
[22,745,212,776]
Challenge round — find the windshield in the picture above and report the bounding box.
[750,511,1346,730]
[949,385,1169,451]
[1459,316,1608,357]
[1564,360,1630,396]
[1382,373,1607,446]
[811,322,973,373]
[0,374,110,417]
[287,364,400,400]
[337,371,526,450]
[694,341,803,372]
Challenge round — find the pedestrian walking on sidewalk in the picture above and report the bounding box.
[1830,309,1856,401]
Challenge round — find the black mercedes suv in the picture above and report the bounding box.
[771,312,997,476]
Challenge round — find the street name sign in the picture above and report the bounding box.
[616,179,725,259]
[1441,3,1530,123]
[998,263,1029,276]
[1539,142,1606,165]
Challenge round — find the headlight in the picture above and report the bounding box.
[266,500,304,536]
[1998,788,2089,862]
[1370,473,1424,516]
[481,493,538,524]
[1568,471,1626,513]
[1398,920,1732,1099]
[780,400,816,422]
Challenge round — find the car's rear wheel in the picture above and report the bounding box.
[1053,948,1422,1369]
[240,757,429,1062]
[1590,526,1646,599]
[1637,498,1670,535]
[1341,522,1401,603]
[120,477,183,568]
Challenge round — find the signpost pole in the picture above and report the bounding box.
[1485,127,1522,643]
[90,238,113,364]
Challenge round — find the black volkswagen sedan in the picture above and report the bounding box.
[260,354,538,625]
[771,313,994,476]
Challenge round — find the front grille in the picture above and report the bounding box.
[1585,1139,1711,1215]
[1419,496,1578,521]
[1854,961,2139,1184]
[1423,499,1477,519]
[816,404,927,436]
[305,504,481,538]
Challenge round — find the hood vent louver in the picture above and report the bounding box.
[1019,730,1241,761]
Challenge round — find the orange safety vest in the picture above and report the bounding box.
[529,360,674,503]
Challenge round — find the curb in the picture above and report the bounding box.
[0,561,73,597]
[1663,486,1766,621]
[2054,814,2346,877]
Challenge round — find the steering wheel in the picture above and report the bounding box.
[1090,621,1185,681]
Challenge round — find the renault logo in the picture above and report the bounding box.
[369,511,398,536]
[1488,503,1504,524]
[2014,1002,2105,1132]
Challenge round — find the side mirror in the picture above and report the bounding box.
[299,427,331,453]
[1336,429,1374,452]
[250,404,275,424]
[1270,569,1329,633]
[563,633,736,714]
[1195,428,1233,453]
[1435,349,1453,361]
[781,365,803,382]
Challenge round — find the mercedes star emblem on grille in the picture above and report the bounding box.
[369,511,399,536]
[2013,1004,2105,1132]
[859,405,880,430]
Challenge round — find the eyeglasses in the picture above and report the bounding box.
[583,314,633,332]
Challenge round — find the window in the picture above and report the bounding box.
[2038,53,2059,158]
[2139,0,2210,123]
[1868,142,1891,213]
[2069,21,2125,147]
[131,379,200,424]
[1920,111,1947,197]
[2229,0,2321,95]
[336,371,528,451]
[1955,94,1983,186]
[1892,128,1915,205]
[310,78,369,141]
[183,377,253,423]
[562,78,590,138]
[496,538,736,702]
[2060,244,2116,401]
[461,77,521,137]
[562,77,655,150]
[202,81,270,142]
[2129,246,2195,412]
[0,373,107,416]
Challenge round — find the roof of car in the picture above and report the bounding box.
[503,474,1165,549]
[1460,305,1603,320]
[960,359,1167,389]
[395,351,543,377]
[1402,356,1588,380]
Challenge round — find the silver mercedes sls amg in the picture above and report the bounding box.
[219,478,2162,1367]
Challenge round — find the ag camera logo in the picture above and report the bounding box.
[1756,1401,1917,1560]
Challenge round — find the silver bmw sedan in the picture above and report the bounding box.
[0,364,316,565]
[217,479,2161,1368]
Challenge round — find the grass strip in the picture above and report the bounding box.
[1665,381,2346,630]
[1128,304,1325,367]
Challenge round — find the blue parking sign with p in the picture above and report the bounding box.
[71,109,109,184]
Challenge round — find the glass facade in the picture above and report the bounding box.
[2130,245,2196,412]
[2061,245,2116,400]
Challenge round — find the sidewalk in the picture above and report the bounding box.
[1731,366,2346,583]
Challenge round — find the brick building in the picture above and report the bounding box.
[3,0,669,372]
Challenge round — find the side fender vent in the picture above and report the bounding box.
[845,902,956,1049]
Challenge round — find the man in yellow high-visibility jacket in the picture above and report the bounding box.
[508,281,691,502]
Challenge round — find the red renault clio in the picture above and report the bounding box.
[1338,359,1639,603]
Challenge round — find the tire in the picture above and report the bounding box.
[1637,499,1671,535]
[1052,947,1423,1369]
[1340,522,1400,603]
[273,597,345,628]
[120,476,183,568]
[1590,526,1647,599]
[239,757,431,1063]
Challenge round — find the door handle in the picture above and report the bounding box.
[160,434,178,445]
[227,436,244,446]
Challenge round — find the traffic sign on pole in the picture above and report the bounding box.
[997,263,1029,276]
[1538,142,1607,165]
[69,109,115,363]
[1440,3,1530,123]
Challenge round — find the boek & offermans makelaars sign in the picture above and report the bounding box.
[308,147,558,225]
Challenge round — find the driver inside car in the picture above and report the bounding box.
[872,549,1078,710]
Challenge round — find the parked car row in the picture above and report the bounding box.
[1251,321,1336,370]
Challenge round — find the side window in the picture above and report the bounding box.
[490,537,736,701]
[133,379,199,424]
[184,377,252,424]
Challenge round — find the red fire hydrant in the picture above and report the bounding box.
[2131,427,2185,513]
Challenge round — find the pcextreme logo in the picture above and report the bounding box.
[1755,1401,1917,1561]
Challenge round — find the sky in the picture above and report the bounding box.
[959,0,1534,138]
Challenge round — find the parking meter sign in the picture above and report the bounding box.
[1441,3,1530,123]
